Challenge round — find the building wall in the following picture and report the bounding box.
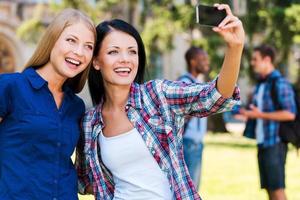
[0,1,35,72]
[163,34,189,80]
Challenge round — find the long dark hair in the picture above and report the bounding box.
[88,19,146,105]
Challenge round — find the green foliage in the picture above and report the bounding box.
[240,1,300,81]
[17,18,44,44]
[17,0,300,82]
[141,5,176,53]
[17,0,104,44]
[16,4,47,44]
[49,0,101,22]
[285,4,300,44]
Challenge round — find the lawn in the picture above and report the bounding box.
[78,133,300,200]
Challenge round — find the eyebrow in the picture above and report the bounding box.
[67,34,94,45]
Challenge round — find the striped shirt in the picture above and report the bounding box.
[76,79,240,200]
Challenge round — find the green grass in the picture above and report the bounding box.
[78,133,300,200]
[200,133,300,200]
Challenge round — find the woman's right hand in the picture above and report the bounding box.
[0,117,2,123]
[213,4,245,48]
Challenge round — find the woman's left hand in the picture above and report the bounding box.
[213,4,245,48]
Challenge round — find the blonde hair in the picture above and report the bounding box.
[24,8,96,93]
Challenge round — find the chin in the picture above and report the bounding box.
[68,68,86,77]
[117,81,133,86]
[62,71,79,79]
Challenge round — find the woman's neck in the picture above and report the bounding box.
[37,64,65,93]
[103,84,131,111]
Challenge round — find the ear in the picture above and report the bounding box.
[190,58,196,67]
[93,59,101,70]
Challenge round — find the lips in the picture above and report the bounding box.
[65,57,82,67]
[114,67,132,74]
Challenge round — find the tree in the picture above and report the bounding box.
[17,0,300,132]
[285,4,300,91]
[17,0,230,132]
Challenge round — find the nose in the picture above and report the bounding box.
[119,52,130,63]
[73,45,84,56]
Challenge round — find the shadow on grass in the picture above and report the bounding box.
[204,133,257,149]
[205,141,256,149]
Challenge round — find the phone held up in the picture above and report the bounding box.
[196,4,227,27]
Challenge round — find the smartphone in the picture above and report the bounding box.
[196,4,227,27]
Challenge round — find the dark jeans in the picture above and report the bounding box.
[258,142,287,190]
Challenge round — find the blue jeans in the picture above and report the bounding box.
[183,138,204,190]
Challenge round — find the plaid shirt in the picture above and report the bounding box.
[76,79,240,200]
[243,70,297,148]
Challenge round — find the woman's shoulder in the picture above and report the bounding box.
[0,72,23,82]
[270,72,292,89]
[141,79,186,92]
[0,72,24,88]
[142,79,166,85]
[140,79,169,90]
[68,94,86,114]
[84,106,97,115]
[69,92,85,106]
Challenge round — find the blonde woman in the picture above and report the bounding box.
[0,9,95,199]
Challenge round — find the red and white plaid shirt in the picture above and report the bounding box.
[75,79,240,200]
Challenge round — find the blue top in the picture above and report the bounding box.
[177,73,207,143]
[243,70,297,148]
[0,68,85,200]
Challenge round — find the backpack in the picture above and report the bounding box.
[271,77,300,149]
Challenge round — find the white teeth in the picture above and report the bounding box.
[114,67,131,73]
[66,58,81,66]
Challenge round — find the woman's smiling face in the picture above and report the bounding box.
[49,22,95,79]
[93,30,139,87]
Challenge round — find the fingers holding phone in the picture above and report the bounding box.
[212,4,245,47]
[196,4,245,47]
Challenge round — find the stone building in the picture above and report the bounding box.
[0,0,44,73]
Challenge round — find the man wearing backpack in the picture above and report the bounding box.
[240,44,297,200]
[177,46,210,190]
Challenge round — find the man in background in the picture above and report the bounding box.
[241,44,296,200]
[177,46,210,190]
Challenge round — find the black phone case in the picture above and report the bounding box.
[196,5,227,27]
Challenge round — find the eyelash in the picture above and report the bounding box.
[108,50,137,55]
[67,38,93,51]
[66,38,76,43]
[108,50,118,55]
[129,50,137,54]
[86,45,93,50]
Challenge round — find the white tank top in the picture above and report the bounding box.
[99,128,173,200]
[255,83,265,144]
